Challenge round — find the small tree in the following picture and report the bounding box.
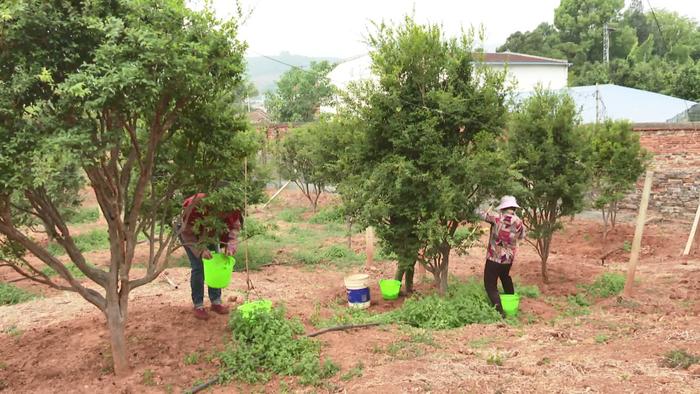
[586,120,649,239]
[509,88,590,283]
[338,18,513,294]
[265,61,334,122]
[278,120,332,212]
[0,1,255,375]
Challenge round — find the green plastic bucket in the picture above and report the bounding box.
[379,279,401,300]
[237,299,272,319]
[500,293,520,317]
[202,252,235,289]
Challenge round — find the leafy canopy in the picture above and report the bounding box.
[508,88,590,279]
[338,17,515,292]
[264,61,334,122]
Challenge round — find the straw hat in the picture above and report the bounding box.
[496,195,520,211]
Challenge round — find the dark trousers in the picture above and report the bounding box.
[484,259,514,314]
[184,245,222,308]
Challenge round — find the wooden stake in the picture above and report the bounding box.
[624,170,653,297]
[365,226,375,269]
[682,194,700,256]
[261,180,291,210]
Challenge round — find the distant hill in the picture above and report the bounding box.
[245,52,340,98]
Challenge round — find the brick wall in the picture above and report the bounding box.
[621,123,700,217]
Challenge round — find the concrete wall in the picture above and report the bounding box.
[622,123,700,217]
[488,64,569,92]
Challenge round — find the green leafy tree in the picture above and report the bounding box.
[499,1,700,95]
[497,23,567,60]
[277,118,342,212]
[509,89,590,283]
[673,60,700,102]
[585,120,649,239]
[554,0,625,64]
[0,0,256,375]
[339,18,514,294]
[264,61,334,122]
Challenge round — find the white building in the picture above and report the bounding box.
[323,51,570,112]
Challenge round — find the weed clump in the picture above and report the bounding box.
[219,306,338,386]
[662,349,699,369]
[0,283,37,305]
[309,206,344,224]
[385,279,501,329]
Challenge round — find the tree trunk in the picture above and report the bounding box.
[538,238,551,284]
[540,256,549,284]
[601,206,608,241]
[436,246,449,295]
[106,301,129,376]
[346,217,352,249]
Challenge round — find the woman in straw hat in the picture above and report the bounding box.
[477,196,526,317]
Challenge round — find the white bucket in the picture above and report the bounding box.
[344,273,370,309]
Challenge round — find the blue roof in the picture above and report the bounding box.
[517,84,697,123]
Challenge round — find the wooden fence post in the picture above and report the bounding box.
[682,194,700,256]
[365,226,375,269]
[624,170,653,297]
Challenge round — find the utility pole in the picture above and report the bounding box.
[603,22,610,64]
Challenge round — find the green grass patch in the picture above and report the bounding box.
[662,349,699,369]
[41,262,93,279]
[469,337,494,349]
[594,334,610,344]
[292,244,363,268]
[0,283,37,305]
[277,208,307,223]
[65,207,100,225]
[47,229,110,256]
[582,272,625,298]
[340,361,364,381]
[309,205,344,224]
[218,306,339,386]
[518,284,541,299]
[316,278,503,330]
[384,279,502,329]
[233,238,277,271]
[486,353,504,366]
[142,369,155,386]
[184,351,201,366]
[559,272,626,317]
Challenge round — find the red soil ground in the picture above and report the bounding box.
[1,189,699,393]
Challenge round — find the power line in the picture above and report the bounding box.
[646,0,668,54]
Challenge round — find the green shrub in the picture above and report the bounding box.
[0,283,37,305]
[309,206,344,224]
[384,279,501,329]
[583,272,625,298]
[219,306,338,386]
[662,350,699,369]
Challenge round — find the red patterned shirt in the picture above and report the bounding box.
[480,210,526,264]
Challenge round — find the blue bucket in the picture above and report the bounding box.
[344,274,370,309]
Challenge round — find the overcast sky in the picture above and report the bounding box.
[204,0,700,60]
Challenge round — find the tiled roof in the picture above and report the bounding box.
[478,52,569,65]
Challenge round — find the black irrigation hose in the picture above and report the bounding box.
[184,323,382,393]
